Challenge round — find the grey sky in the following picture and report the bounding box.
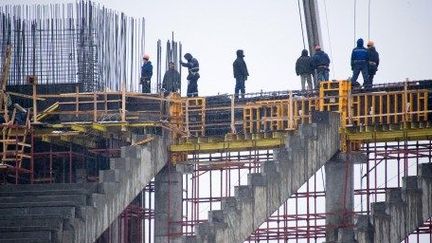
[4,0,432,96]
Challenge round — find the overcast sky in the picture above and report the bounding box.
[4,0,432,96]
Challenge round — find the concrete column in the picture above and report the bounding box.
[325,152,359,243]
[154,164,183,243]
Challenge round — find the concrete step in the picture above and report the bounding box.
[0,216,65,232]
[357,167,432,243]
[0,194,89,205]
[0,200,85,208]
[189,112,340,242]
[0,188,94,198]
[0,183,96,193]
[66,135,169,242]
[0,231,52,243]
[0,206,75,219]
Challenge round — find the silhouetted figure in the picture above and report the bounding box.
[295,49,314,90]
[366,40,380,89]
[162,62,181,95]
[233,49,249,98]
[181,53,200,97]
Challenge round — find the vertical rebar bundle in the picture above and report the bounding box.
[0,1,145,92]
[155,35,180,93]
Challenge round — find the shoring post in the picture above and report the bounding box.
[288,91,294,129]
[32,82,38,123]
[30,128,34,184]
[121,82,127,132]
[231,94,236,134]
[185,98,190,138]
[93,92,97,123]
[403,80,409,127]
[75,85,79,118]
[121,82,126,123]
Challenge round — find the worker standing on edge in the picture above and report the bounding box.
[295,49,314,90]
[181,53,200,97]
[350,38,369,87]
[366,40,380,89]
[233,49,249,99]
[312,45,330,86]
[162,61,181,95]
[140,54,153,93]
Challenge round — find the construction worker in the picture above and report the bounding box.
[350,38,369,87]
[366,40,380,89]
[233,49,249,98]
[140,54,153,93]
[162,61,181,95]
[180,53,200,97]
[312,45,330,86]
[295,49,314,90]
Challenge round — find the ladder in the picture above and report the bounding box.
[1,108,31,169]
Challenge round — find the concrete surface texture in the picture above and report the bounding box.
[0,134,169,243]
[356,163,432,243]
[185,111,340,243]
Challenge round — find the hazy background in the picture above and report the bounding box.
[4,0,432,96]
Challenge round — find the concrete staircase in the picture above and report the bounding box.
[0,134,169,243]
[185,112,340,243]
[356,163,432,243]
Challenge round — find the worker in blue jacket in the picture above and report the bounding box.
[312,45,330,86]
[140,54,153,93]
[350,38,369,87]
[181,53,200,97]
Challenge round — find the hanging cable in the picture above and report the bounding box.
[353,0,357,45]
[323,0,335,78]
[296,0,306,49]
[368,0,371,40]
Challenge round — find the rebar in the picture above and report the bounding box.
[0,1,145,92]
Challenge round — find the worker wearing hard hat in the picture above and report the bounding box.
[350,38,369,87]
[366,41,380,89]
[141,54,153,93]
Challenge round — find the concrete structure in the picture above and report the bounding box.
[0,134,169,243]
[356,163,432,243]
[184,111,340,242]
[154,164,183,243]
[325,152,367,243]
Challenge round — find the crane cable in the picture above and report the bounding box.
[323,0,335,78]
[297,0,306,50]
[353,0,357,46]
[368,0,371,40]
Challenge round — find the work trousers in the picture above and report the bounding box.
[300,74,313,90]
[235,78,246,98]
[187,78,199,97]
[316,68,329,86]
[142,79,151,93]
[351,63,369,88]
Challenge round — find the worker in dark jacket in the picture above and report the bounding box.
[233,49,249,98]
[350,38,369,87]
[295,49,314,90]
[140,54,153,93]
[162,62,181,95]
[312,45,330,86]
[180,53,200,97]
[366,40,380,88]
